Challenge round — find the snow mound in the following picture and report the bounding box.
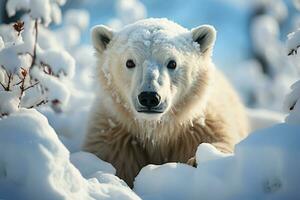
[71,151,116,177]
[134,123,300,200]
[0,109,140,200]
[247,108,284,131]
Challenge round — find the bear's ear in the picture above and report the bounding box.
[91,25,114,53]
[191,25,216,55]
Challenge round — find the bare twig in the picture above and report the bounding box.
[0,66,13,91]
[0,112,8,118]
[30,19,38,69]
[13,80,23,86]
[288,45,300,56]
[23,81,39,91]
[0,81,6,90]
[7,73,12,91]
[27,99,48,109]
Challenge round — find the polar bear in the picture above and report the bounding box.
[83,18,249,187]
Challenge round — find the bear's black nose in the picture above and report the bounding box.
[138,92,161,109]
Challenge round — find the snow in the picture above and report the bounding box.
[71,151,116,177]
[1,0,300,199]
[134,123,300,200]
[0,36,4,50]
[6,0,65,26]
[0,46,21,73]
[37,49,75,77]
[287,28,300,55]
[247,108,284,131]
[30,0,52,25]
[114,18,197,55]
[55,26,81,48]
[0,90,20,115]
[283,80,300,124]
[31,67,70,109]
[6,0,29,17]
[116,0,147,25]
[0,109,140,200]
[64,9,90,31]
[294,0,300,11]
[107,0,147,30]
[196,143,232,164]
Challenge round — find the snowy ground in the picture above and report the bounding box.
[1,0,300,199]
[2,107,300,200]
[0,109,140,200]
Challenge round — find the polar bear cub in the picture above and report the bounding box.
[83,18,249,187]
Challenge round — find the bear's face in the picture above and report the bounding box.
[92,19,216,121]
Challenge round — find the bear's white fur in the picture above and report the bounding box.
[83,18,249,187]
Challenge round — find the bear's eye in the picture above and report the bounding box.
[167,60,177,69]
[126,59,136,69]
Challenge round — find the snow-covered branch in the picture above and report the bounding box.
[0,0,75,117]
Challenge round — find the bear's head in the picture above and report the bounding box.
[92,18,216,123]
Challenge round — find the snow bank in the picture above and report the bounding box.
[247,108,284,131]
[134,123,300,200]
[0,109,140,200]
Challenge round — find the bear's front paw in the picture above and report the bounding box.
[187,156,197,167]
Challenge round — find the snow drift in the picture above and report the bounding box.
[0,109,140,200]
[134,123,300,200]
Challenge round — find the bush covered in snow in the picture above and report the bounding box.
[0,0,75,117]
